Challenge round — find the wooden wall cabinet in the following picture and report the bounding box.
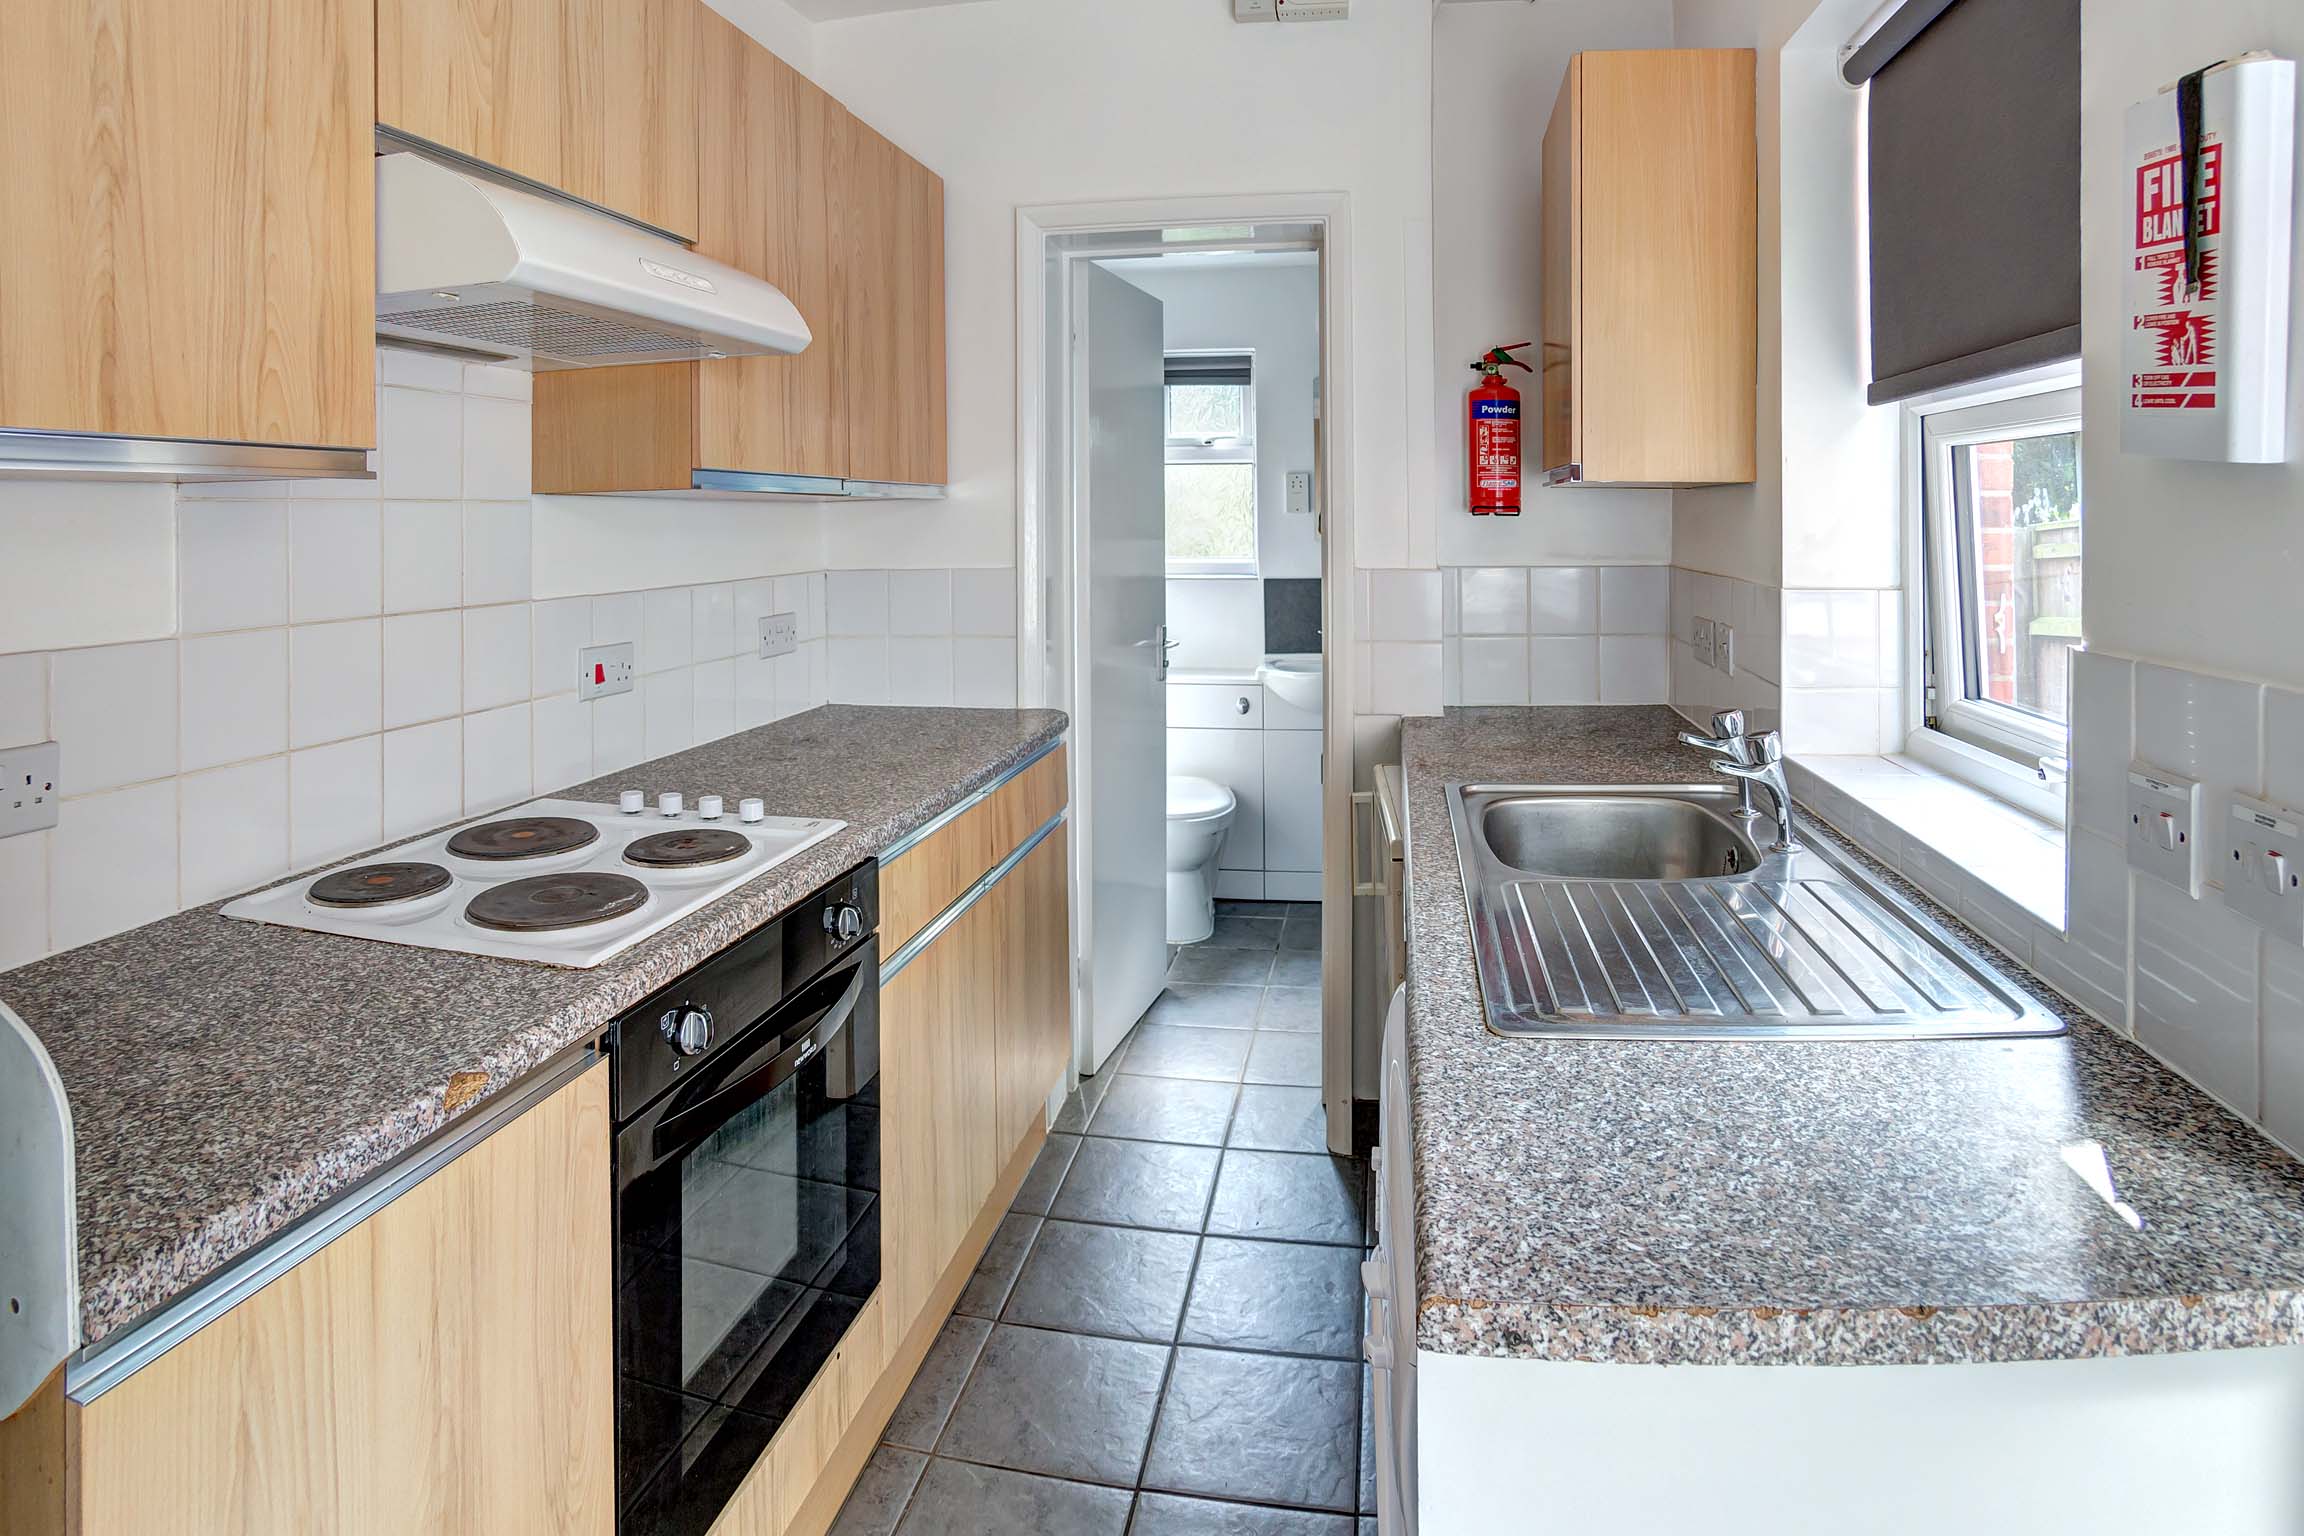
[378,0,699,238]
[0,0,376,450]
[1540,48,1757,488]
[836,113,949,488]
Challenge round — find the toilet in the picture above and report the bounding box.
[1165,775,1238,944]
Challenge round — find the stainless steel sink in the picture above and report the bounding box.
[1447,783,2067,1042]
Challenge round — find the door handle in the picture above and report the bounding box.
[1134,626,1181,681]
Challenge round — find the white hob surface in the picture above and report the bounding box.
[220,796,846,967]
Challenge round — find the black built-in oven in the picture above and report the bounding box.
[611,861,880,1536]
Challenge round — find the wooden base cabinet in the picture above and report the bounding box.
[53,1063,614,1536]
[1541,48,1756,488]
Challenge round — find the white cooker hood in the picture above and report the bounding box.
[375,152,811,370]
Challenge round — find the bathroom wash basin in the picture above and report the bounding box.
[1257,655,1322,711]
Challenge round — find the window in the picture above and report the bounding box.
[1165,352,1256,576]
[1914,380,2082,774]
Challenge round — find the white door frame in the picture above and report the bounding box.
[1014,192,1361,1154]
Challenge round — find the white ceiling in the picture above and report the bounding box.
[783,0,985,21]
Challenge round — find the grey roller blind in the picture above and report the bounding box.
[1861,0,2080,404]
[1164,353,1253,386]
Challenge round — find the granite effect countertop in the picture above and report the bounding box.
[2,705,1067,1351]
[1401,705,2304,1367]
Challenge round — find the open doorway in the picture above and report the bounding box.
[1020,208,1353,1154]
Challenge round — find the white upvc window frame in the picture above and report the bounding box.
[1898,364,2082,824]
[1164,352,1259,579]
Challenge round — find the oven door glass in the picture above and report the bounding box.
[616,949,880,1534]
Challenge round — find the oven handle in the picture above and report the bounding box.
[640,949,872,1174]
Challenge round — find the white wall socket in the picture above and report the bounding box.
[578,641,636,701]
[0,741,61,839]
[759,613,799,660]
[1692,616,1716,668]
[2224,793,2304,945]
[2126,763,2202,895]
[1714,623,1736,676]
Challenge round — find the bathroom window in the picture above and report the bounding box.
[1165,352,1257,577]
[1913,377,2082,774]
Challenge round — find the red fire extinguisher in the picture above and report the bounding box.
[1467,342,1533,516]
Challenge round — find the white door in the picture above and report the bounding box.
[1075,261,1169,1072]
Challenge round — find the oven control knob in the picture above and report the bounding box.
[619,789,646,815]
[738,798,766,824]
[658,792,684,818]
[660,1005,714,1057]
[824,903,866,944]
[698,794,724,820]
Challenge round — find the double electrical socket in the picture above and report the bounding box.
[758,613,798,660]
[1690,616,1736,676]
[2226,792,2304,945]
[578,642,636,701]
[0,740,61,840]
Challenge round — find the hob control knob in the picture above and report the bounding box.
[658,792,684,818]
[619,789,646,815]
[738,798,766,824]
[698,794,724,820]
[660,1005,714,1057]
[824,903,866,944]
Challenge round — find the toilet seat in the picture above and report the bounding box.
[1167,775,1236,823]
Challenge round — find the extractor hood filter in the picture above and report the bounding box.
[375,152,811,370]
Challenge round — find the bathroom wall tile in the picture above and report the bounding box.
[461,501,532,606]
[2261,685,2304,809]
[1597,634,1670,705]
[642,586,694,673]
[52,641,178,791]
[2262,938,2304,1153]
[1368,570,1442,643]
[829,635,889,705]
[1781,590,1879,689]
[641,668,696,758]
[375,385,462,500]
[530,695,590,794]
[460,396,531,500]
[2133,662,2260,791]
[2133,878,2260,1115]
[382,719,464,838]
[289,501,383,624]
[887,570,954,637]
[381,501,461,614]
[289,735,382,866]
[1457,568,1529,636]
[828,570,890,635]
[461,603,531,712]
[463,702,533,814]
[179,501,289,633]
[530,596,590,698]
[593,689,644,776]
[289,620,382,748]
[887,637,955,706]
[1597,567,1669,635]
[178,759,289,906]
[51,782,177,950]
[1368,643,1442,718]
[1527,636,1598,705]
[1527,568,1596,636]
[2068,651,2133,842]
[383,610,462,728]
[691,582,736,661]
[954,637,1019,708]
[0,652,47,744]
[181,630,287,770]
[1456,637,1528,706]
[693,658,736,743]
[952,568,1017,638]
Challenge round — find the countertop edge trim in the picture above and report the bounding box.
[877,733,1065,864]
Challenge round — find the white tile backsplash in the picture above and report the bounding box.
[52,641,178,792]
[1457,568,1529,635]
[462,501,532,606]
[289,619,383,747]
[1527,568,1596,636]
[2068,650,2132,842]
[382,718,464,839]
[1597,634,1671,705]
[642,586,695,674]
[460,604,531,713]
[288,501,382,623]
[51,781,177,951]
[381,501,462,614]
[1441,565,1670,708]
[383,610,463,729]
[828,570,890,636]
[887,637,956,706]
[2266,686,2304,810]
[179,758,289,907]
[1527,636,1599,705]
[1597,566,1669,635]
[179,501,288,634]
[1368,570,1442,643]
[2134,662,2261,793]
[376,385,461,499]
[463,702,533,814]
[887,570,954,637]
[460,396,531,500]
[822,570,1022,710]
[952,569,1017,637]
[1457,637,1529,707]
[2134,878,2261,1115]
[641,669,697,759]
[289,735,383,866]
[0,653,46,746]
[181,630,288,770]
[691,582,737,662]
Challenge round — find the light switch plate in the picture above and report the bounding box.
[2126,763,2202,895]
[1692,617,1716,668]
[759,613,799,660]
[578,641,636,700]
[2225,792,2304,945]
[1285,471,1313,516]
[0,740,60,839]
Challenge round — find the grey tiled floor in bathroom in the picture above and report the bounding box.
[830,900,1375,1535]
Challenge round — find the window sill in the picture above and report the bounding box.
[1788,752,2066,953]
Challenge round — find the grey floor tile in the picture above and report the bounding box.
[1142,1348,1360,1512]
[1051,1138,1223,1232]
[883,1315,993,1451]
[1216,899,1290,918]
[937,1324,1171,1485]
[1227,1085,1328,1154]
[1053,1070,1116,1134]
[1145,985,1265,1030]
[1179,1238,1364,1359]
[1002,1220,1199,1342]
[1205,1151,1368,1246]
[893,1456,1133,1536]
[1287,902,1322,917]
[1087,1074,1238,1145]
[1012,1133,1083,1215]
[1256,987,1322,1033]
[1279,914,1322,951]
[957,1212,1041,1319]
[1129,1492,1354,1535]
[1358,1365,1375,1514]
[1359,1521,1377,1536]
[1120,1024,1253,1083]
[829,1445,927,1536]
[1170,947,1279,987]
[1269,951,1322,988]
[1201,915,1283,950]
[1244,1032,1323,1087]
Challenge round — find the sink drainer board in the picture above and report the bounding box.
[1447,783,2068,1041]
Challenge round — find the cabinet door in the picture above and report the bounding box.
[563,0,698,238]
[74,1065,615,1536]
[994,828,1071,1156]
[837,113,947,486]
[0,0,375,447]
[694,11,843,478]
[1538,56,1579,478]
